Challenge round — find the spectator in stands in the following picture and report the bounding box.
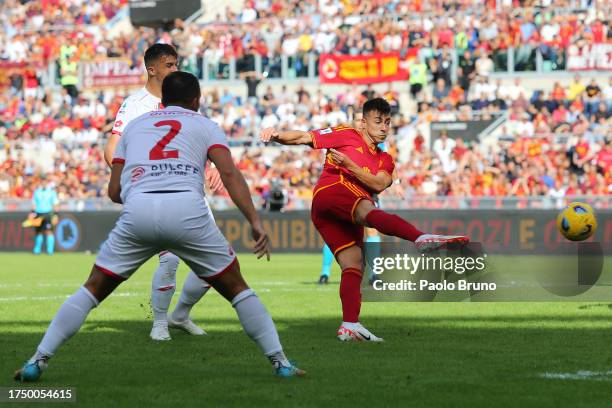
[408,58,428,100]
[432,78,449,106]
[241,71,264,107]
[475,51,494,77]
[433,130,456,174]
[567,74,586,101]
[457,50,476,90]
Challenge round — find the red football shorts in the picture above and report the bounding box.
[311,180,374,256]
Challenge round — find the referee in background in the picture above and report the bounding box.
[31,175,59,255]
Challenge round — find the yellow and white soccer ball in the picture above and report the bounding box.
[556,202,597,241]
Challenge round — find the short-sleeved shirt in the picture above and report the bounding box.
[32,187,58,213]
[113,106,229,203]
[308,125,395,196]
[111,88,162,136]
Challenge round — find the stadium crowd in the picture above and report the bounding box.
[0,0,610,207]
[2,0,610,73]
[1,75,609,207]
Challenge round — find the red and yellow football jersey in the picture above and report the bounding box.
[308,125,395,196]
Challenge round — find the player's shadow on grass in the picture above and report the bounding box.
[3,315,612,407]
[577,303,612,309]
[3,313,612,370]
[0,310,612,408]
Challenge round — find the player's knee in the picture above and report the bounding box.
[339,262,362,274]
[86,266,123,302]
[206,259,249,301]
[341,266,363,277]
[336,246,363,271]
[354,200,375,225]
[159,252,180,273]
[79,286,100,308]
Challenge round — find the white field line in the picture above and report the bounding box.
[539,371,612,381]
[0,292,147,302]
[0,281,302,289]
[2,280,612,290]
[0,286,335,302]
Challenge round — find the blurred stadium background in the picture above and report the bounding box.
[0,0,610,252]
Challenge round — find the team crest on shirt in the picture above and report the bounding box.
[114,120,123,128]
[131,166,145,182]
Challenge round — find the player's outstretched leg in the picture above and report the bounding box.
[206,259,305,378]
[168,271,210,335]
[318,244,333,284]
[335,246,383,342]
[14,266,121,382]
[355,201,469,252]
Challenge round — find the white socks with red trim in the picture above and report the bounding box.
[231,289,290,367]
[151,252,179,322]
[171,271,211,322]
[31,286,99,362]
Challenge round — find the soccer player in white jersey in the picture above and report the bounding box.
[105,44,215,341]
[15,71,305,381]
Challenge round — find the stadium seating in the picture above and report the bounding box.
[0,0,609,206]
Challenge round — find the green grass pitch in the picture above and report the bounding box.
[1,253,612,407]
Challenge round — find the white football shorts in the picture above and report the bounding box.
[95,191,236,282]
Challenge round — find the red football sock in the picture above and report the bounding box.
[340,267,362,323]
[365,209,424,242]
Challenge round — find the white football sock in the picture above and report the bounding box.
[171,271,210,322]
[151,252,179,322]
[231,289,289,367]
[32,286,99,360]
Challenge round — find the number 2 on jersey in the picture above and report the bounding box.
[149,120,181,160]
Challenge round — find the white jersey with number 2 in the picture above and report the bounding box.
[112,106,229,204]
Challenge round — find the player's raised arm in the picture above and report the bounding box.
[208,147,270,260]
[329,148,393,194]
[260,128,313,146]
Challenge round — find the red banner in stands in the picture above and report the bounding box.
[81,59,146,90]
[566,44,612,71]
[0,61,44,90]
[318,52,415,84]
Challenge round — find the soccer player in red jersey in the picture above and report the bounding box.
[261,98,468,342]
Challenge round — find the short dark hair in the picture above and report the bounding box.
[161,71,200,107]
[144,43,178,67]
[363,97,391,116]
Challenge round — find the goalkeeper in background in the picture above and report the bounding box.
[31,175,59,255]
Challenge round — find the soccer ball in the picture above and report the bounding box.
[556,202,597,241]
